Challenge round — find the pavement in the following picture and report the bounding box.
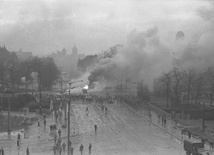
[0,99,198,155]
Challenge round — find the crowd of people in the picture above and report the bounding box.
[4,92,144,155]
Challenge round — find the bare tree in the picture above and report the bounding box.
[205,68,214,106]
[185,70,195,105]
[160,72,172,108]
[193,73,203,105]
[171,67,186,109]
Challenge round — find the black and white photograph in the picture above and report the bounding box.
[0,0,214,154]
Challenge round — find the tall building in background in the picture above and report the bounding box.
[50,44,85,77]
[13,48,33,61]
[72,44,78,56]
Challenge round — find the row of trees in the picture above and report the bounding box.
[137,81,150,102]
[0,46,60,91]
[153,67,214,109]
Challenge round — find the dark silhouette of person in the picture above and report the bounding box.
[17,133,21,148]
[58,129,61,138]
[79,144,84,155]
[26,147,30,155]
[89,143,92,155]
[62,142,66,152]
[17,133,21,140]
[94,125,97,134]
[1,147,4,155]
[70,146,74,155]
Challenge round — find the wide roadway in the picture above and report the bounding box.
[2,100,185,155]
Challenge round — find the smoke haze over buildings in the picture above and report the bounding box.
[88,1,214,90]
[0,0,209,56]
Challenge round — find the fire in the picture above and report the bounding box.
[84,85,89,90]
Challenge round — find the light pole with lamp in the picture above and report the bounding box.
[67,79,83,155]
[4,88,15,137]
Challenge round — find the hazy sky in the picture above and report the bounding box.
[0,0,211,56]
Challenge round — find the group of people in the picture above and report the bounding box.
[53,109,63,123]
[53,138,64,155]
[53,140,93,155]
[16,133,30,155]
[53,130,64,155]
[101,104,108,115]
[79,143,92,155]
[157,115,167,128]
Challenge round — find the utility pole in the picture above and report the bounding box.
[38,59,42,114]
[1,92,3,112]
[202,102,205,132]
[4,89,14,137]
[64,94,67,121]
[7,95,10,135]
[67,83,71,155]
[67,80,83,155]
[61,77,63,94]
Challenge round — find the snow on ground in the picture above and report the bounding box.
[0,100,186,155]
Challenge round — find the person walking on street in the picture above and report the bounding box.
[58,129,61,138]
[94,125,97,134]
[86,107,89,116]
[57,138,62,146]
[62,142,66,153]
[1,147,4,155]
[26,147,30,155]
[17,133,21,140]
[70,146,74,155]
[164,118,167,128]
[17,133,21,149]
[79,144,84,155]
[89,143,92,155]
[17,138,21,149]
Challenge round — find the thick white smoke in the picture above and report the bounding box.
[175,2,214,71]
[88,26,172,89]
[88,2,214,90]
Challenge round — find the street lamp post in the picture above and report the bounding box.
[1,92,3,112]
[202,102,205,132]
[67,82,71,155]
[67,79,83,155]
[4,89,15,137]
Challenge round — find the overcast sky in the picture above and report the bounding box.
[0,0,211,56]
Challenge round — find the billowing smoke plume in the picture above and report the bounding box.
[88,2,214,90]
[175,2,214,71]
[88,26,172,89]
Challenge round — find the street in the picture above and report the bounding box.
[0,100,185,155]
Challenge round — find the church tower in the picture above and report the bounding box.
[72,44,78,55]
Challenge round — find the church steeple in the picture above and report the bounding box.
[72,43,78,55]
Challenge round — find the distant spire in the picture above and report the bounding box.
[72,43,78,55]
[62,48,66,55]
